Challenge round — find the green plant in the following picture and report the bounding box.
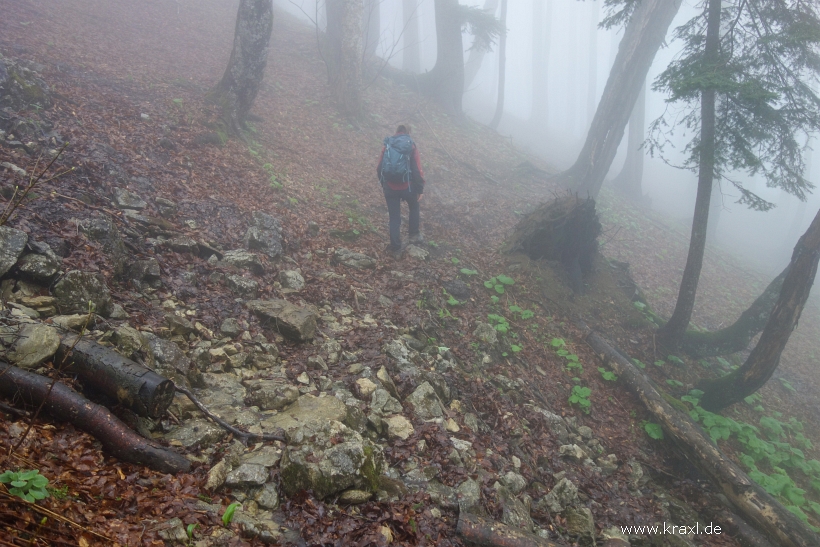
[487,314,510,333]
[222,502,241,527]
[0,469,50,502]
[666,379,684,387]
[186,523,199,544]
[569,386,591,414]
[598,367,618,381]
[633,358,647,369]
[451,257,460,264]
[643,422,664,440]
[667,355,685,366]
[484,274,515,294]
[48,484,69,500]
[460,268,478,276]
[508,305,534,320]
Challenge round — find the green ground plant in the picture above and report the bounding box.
[0,469,50,502]
[569,385,592,414]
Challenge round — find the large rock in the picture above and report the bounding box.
[52,270,113,317]
[144,332,199,387]
[112,188,147,210]
[165,419,227,448]
[222,249,264,275]
[245,378,300,411]
[383,415,414,440]
[538,477,580,514]
[226,274,259,299]
[244,211,283,259]
[79,217,127,278]
[7,323,60,369]
[280,419,384,500]
[259,394,347,433]
[405,382,444,420]
[0,226,28,278]
[498,485,534,532]
[563,507,595,545]
[333,248,376,269]
[128,258,161,289]
[247,299,318,342]
[15,253,60,283]
[110,325,154,368]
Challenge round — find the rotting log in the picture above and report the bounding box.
[579,323,819,547]
[56,335,174,419]
[0,363,190,474]
[457,512,568,547]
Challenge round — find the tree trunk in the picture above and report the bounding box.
[325,0,364,118]
[208,0,273,136]
[530,0,551,127]
[698,208,820,411]
[0,363,190,474]
[402,0,421,73]
[415,0,465,114]
[464,0,500,89]
[611,81,646,200]
[557,0,682,197]
[56,335,175,420]
[362,0,380,67]
[678,265,789,357]
[658,0,721,346]
[586,1,599,129]
[580,326,820,547]
[489,0,508,130]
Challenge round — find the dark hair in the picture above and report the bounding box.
[396,124,410,134]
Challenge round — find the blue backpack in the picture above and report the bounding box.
[380,134,414,185]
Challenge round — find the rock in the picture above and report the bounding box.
[577,425,594,440]
[498,485,534,532]
[206,458,232,490]
[79,217,128,277]
[539,477,580,513]
[279,270,305,291]
[333,248,376,269]
[52,271,113,317]
[376,366,400,399]
[156,517,188,542]
[445,418,460,432]
[383,415,414,440]
[128,258,161,289]
[110,325,154,367]
[245,379,300,411]
[559,444,587,462]
[339,489,372,504]
[165,314,196,336]
[220,318,242,338]
[242,446,282,467]
[442,279,470,300]
[110,304,129,319]
[165,419,227,448]
[405,382,444,420]
[563,507,595,545]
[501,471,527,495]
[222,249,264,275]
[307,356,327,371]
[259,394,347,433]
[112,187,147,210]
[144,332,199,387]
[15,253,60,283]
[370,388,403,416]
[164,236,199,254]
[155,197,177,218]
[456,478,482,514]
[7,323,60,369]
[253,483,280,510]
[597,454,619,476]
[533,407,570,443]
[50,314,95,331]
[377,295,393,307]
[244,212,283,258]
[249,349,279,369]
[472,322,498,345]
[355,378,378,400]
[406,245,428,260]
[247,299,318,342]
[226,463,269,488]
[279,420,384,500]
[601,526,630,546]
[226,275,260,299]
[0,226,29,277]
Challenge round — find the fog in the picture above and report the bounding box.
[278,0,820,278]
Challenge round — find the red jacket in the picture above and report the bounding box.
[376,134,425,192]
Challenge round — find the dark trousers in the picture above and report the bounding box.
[383,185,420,251]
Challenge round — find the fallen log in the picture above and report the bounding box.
[457,512,567,547]
[579,323,819,547]
[0,363,190,474]
[56,334,174,419]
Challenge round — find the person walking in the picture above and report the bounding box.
[377,125,425,259]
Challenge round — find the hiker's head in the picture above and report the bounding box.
[396,125,410,135]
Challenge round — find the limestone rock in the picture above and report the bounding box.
[15,253,60,283]
[498,485,534,532]
[0,225,28,278]
[383,415,414,440]
[165,419,227,448]
[472,322,498,345]
[165,314,196,336]
[456,478,482,514]
[128,258,161,289]
[333,248,376,269]
[220,317,242,338]
[227,275,259,298]
[164,236,199,254]
[53,270,113,317]
[7,323,60,369]
[222,249,264,275]
[259,394,347,433]
[247,299,318,342]
[538,477,580,513]
[563,507,595,545]
[279,270,305,291]
[110,325,154,367]
[253,483,280,510]
[405,382,444,420]
[244,212,283,259]
[144,332,198,388]
[112,187,147,210]
[501,471,527,495]
[226,463,269,488]
[50,314,95,332]
[370,388,403,416]
[245,379,300,411]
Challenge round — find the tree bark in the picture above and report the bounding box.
[464,0,500,90]
[415,0,465,114]
[658,0,721,346]
[489,0,507,130]
[325,0,364,118]
[402,0,421,73]
[56,335,175,420]
[0,363,190,474]
[530,0,551,127]
[557,0,682,197]
[678,265,788,358]
[586,0,599,129]
[698,208,820,411]
[580,326,820,547]
[457,512,567,547]
[611,81,646,200]
[208,0,273,136]
[362,0,380,66]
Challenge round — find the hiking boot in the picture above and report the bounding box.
[408,233,424,245]
[387,246,403,260]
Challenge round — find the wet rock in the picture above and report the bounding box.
[247,299,318,342]
[165,314,196,336]
[278,270,304,291]
[244,211,283,259]
[112,187,147,210]
[370,388,403,416]
[53,270,113,317]
[79,217,128,277]
[538,477,580,513]
[472,322,498,345]
[227,274,259,298]
[333,248,376,269]
[165,419,227,448]
[0,226,29,277]
[50,313,95,331]
[259,394,347,433]
[244,379,300,411]
[253,483,280,510]
[405,382,444,420]
[15,252,60,283]
[563,507,595,545]
[497,484,534,532]
[110,325,154,367]
[456,478,482,514]
[128,258,161,289]
[501,471,527,495]
[164,236,199,254]
[7,323,60,369]
[376,366,400,399]
[222,249,264,275]
[241,446,282,468]
[280,419,384,500]
[220,317,242,338]
[144,332,199,388]
[383,415,414,440]
[226,463,268,488]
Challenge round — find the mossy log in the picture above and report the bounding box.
[504,195,601,293]
[580,323,819,547]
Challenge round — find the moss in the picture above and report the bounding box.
[359,444,381,492]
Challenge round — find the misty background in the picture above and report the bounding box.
[277,0,820,280]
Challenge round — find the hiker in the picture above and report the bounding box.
[377,124,425,259]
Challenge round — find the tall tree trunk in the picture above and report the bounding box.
[416,0,464,114]
[612,80,646,200]
[362,0,380,67]
[707,181,722,244]
[325,0,364,118]
[464,0,500,89]
[530,0,551,126]
[557,0,682,197]
[658,0,722,346]
[402,0,421,73]
[698,208,820,411]
[208,0,274,136]
[489,0,508,130]
[586,0,599,129]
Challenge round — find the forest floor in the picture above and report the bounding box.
[1,0,820,546]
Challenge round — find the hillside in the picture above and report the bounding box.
[1,1,819,546]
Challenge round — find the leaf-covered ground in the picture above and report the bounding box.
[1,0,819,545]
